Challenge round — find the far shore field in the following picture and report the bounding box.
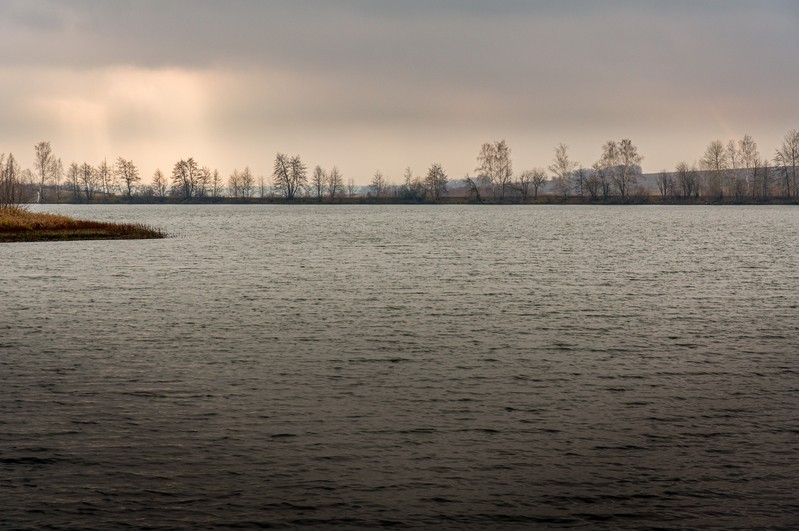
[0,207,165,243]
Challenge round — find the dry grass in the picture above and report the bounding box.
[0,207,166,242]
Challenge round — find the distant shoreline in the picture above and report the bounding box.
[30,195,799,206]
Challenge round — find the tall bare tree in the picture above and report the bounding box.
[370,170,386,198]
[463,174,484,203]
[572,166,587,200]
[401,167,427,201]
[51,158,63,202]
[346,177,357,198]
[115,157,140,199]
[195,167,212,198]
[327,166,343,200]
[516,170,534,202]
[676,162,700,199]
[210,169,223,198]
[272,153,307,200]
[476,140,513,201]
[755,158,773,200]
[425,163,448,202]
[700,140,728,200]
[34,141,55,203]
[67,162,81,201]
[598,138,642,200]
[311,165,326,202]
[152,169,168,200]
[724,139,747,200]
[618,139,643,199]
[0,154,29,208]
[726,140,739,171]
[737,134,759,200]
[240,167,254,198]
[586,164,601,201]
[549,143,577,199]
[96,158,113,196]
[172,158,201,200]
[79,163,98,201]
[656,170,675,198]
[228,169,241,199]
[517,169,547,201]
[774,129,799,199]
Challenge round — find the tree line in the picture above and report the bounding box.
[1,130,798,208]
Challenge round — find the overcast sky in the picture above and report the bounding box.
[1,0,797,183]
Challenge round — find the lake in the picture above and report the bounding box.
[2,204,798,529]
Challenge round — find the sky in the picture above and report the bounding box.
[1,0,797,184]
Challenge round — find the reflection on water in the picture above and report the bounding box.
[2,205,798,528]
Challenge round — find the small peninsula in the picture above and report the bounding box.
[0,208,165,243]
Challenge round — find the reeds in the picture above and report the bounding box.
[0,207,166,242]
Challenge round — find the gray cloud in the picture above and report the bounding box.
[0,1,797,179]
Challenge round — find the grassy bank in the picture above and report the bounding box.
[0,208,166,243]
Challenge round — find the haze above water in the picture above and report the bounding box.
[2,205,798,529]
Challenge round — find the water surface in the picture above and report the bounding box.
[2,205,798,529]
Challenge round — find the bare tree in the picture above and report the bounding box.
[726,140,739,171]
[228,169,241,199]
[346,177,357,198]
[476,140,513,201]
[676,161,700,199]
[516,170,534,202]
[475,143,496,197]
[586,164,602,201]
[0,153,30,208]
[67,162,81,201]
[96,158,114,196]
[51,158,63,202]
[403,167,413,190]
[494,140,512,201]
[115,157,140,200]
[425,163,448,202]
[327,166,343,200]
[370,170,386,198]
[272,153,307,200]
[195,167,212,198]
[755,158,773,200]
[227,167,254,199]
[210,169,223,198]
[774,129,799,199]
[239,167,254,199]
[79,163,98,201]
[600,138,642,200]
[656,170,675,198]
[530,169,547,200]
[515,169,546,201]
[724,138,746,200]
[399,167,425,201]
[700,140,728,200]
[171,158,201,200]
[737,134,759,200]
[549,143,577,199]
[34,141,55,203]
[572,166,587,200]
[463,174,485,203]
[311,165,326,202]
[152,169,168,200]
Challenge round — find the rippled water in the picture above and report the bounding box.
[2,204,798,529]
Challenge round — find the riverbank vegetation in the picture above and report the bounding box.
[0,207,165,243]
[4,131,799,206]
